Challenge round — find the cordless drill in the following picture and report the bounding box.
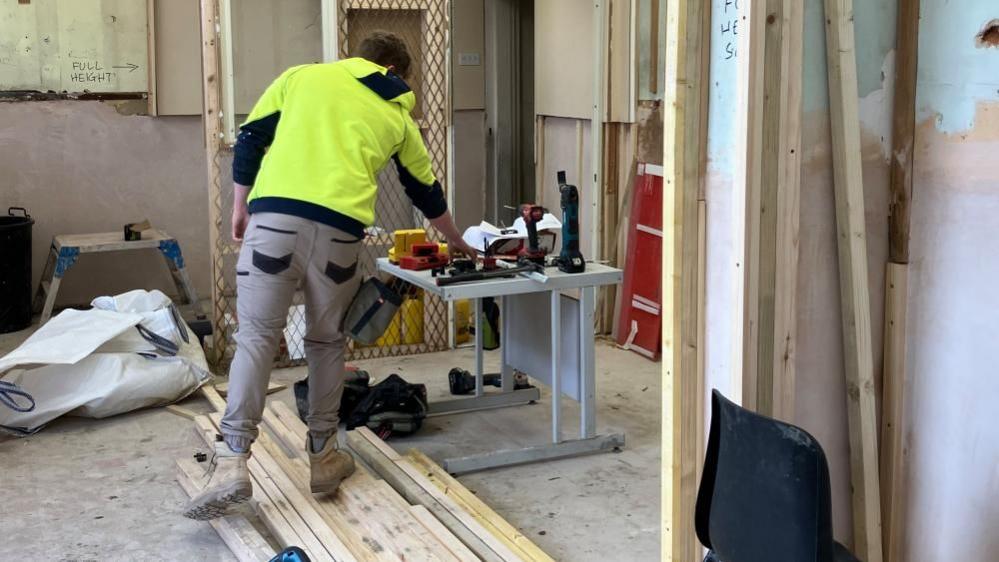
[556,171,585,273]
[518,204,547,265]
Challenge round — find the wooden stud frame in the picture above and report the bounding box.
[199,0,227,367]
[661,0,708,557]
[146,0,157,115]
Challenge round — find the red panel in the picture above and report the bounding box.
[616,165,664,360]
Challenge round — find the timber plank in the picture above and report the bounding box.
[822,0,884,560]
[405,450,553,562]
[346,432,510,562]
[352,429,524,562]
[411,505,483,562]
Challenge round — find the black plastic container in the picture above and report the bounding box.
[0,207,34,333]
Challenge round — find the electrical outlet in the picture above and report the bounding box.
[458,52,481,66]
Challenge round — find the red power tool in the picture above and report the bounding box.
[399,242,449,271]
[518,204,548,265]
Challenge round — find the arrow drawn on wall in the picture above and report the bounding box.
[112,63,139,72]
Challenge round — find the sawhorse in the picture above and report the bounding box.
[32,229,205,324]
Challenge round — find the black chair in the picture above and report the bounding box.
[695,390,862,562]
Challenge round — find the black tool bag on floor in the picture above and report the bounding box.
[295,373,428,439]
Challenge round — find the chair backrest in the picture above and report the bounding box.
[695,390,835,562]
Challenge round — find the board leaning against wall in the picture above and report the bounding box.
[0,0,149,93]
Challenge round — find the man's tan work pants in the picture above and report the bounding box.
[221,212,362,451]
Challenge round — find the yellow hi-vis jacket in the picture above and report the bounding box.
[232,57,446,238]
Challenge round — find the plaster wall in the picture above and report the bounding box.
[902,0,999,558]
[0,101,209,306]
[452,109,488,231]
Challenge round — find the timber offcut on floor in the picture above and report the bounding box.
[180,387,553,562]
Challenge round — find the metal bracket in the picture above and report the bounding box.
[158,239,185,269]
[54,246,79,277]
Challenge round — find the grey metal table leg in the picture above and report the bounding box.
[500,295,513,391]
[474,297,483,397]
[580,286,597,438]
[551,290,562,444]
[427,387,541,416]
[442,433,626,475]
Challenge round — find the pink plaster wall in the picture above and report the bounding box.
[0,101,210,306]
[902,102,999,561]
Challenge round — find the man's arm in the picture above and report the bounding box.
[395,120,477,258]
[231,66,304,241]
[232,184,252,242]
[232,115,279,241]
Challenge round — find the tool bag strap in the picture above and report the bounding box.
[350,278,402,334]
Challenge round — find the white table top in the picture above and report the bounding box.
[377,257,623,301]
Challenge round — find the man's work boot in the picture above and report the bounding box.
[308,433,355,494]
[182,440,252,520]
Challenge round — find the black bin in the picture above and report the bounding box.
[0,207,35,333]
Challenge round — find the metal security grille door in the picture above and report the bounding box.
[201,0,451,369]
[336,0,452,361]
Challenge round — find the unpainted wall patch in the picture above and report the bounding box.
[976,19,999,48]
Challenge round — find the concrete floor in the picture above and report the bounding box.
[0,328,660,562]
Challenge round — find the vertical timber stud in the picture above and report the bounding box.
[883,1,919,560]
[218,0,236,145]
[755,0,783,416]
[591,0,608,263]
[753,0,803,420]
[735,0,765,410]
[146,0,157,116]
[199,0,226,367]
[822,0,884,560]
[881,263,908,562]
[662,0,706,558]
[321,0,337,62]
[771,0,803,422]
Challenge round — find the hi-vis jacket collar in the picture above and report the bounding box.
[339,57,416,112]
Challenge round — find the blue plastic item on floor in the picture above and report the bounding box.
[269,546,311,562]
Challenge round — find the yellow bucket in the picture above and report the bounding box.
[401,296,425,345]
[455,299,472,345]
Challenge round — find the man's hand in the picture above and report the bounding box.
[232,204,249,242]
[449,238,479,261]
[232,184,252,242]
[427,210,478,261]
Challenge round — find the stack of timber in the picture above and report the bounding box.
[176,387,552,562]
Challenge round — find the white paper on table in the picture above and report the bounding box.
[462,221,525,252]
[512,213,562,235]
[462,215,563,253]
